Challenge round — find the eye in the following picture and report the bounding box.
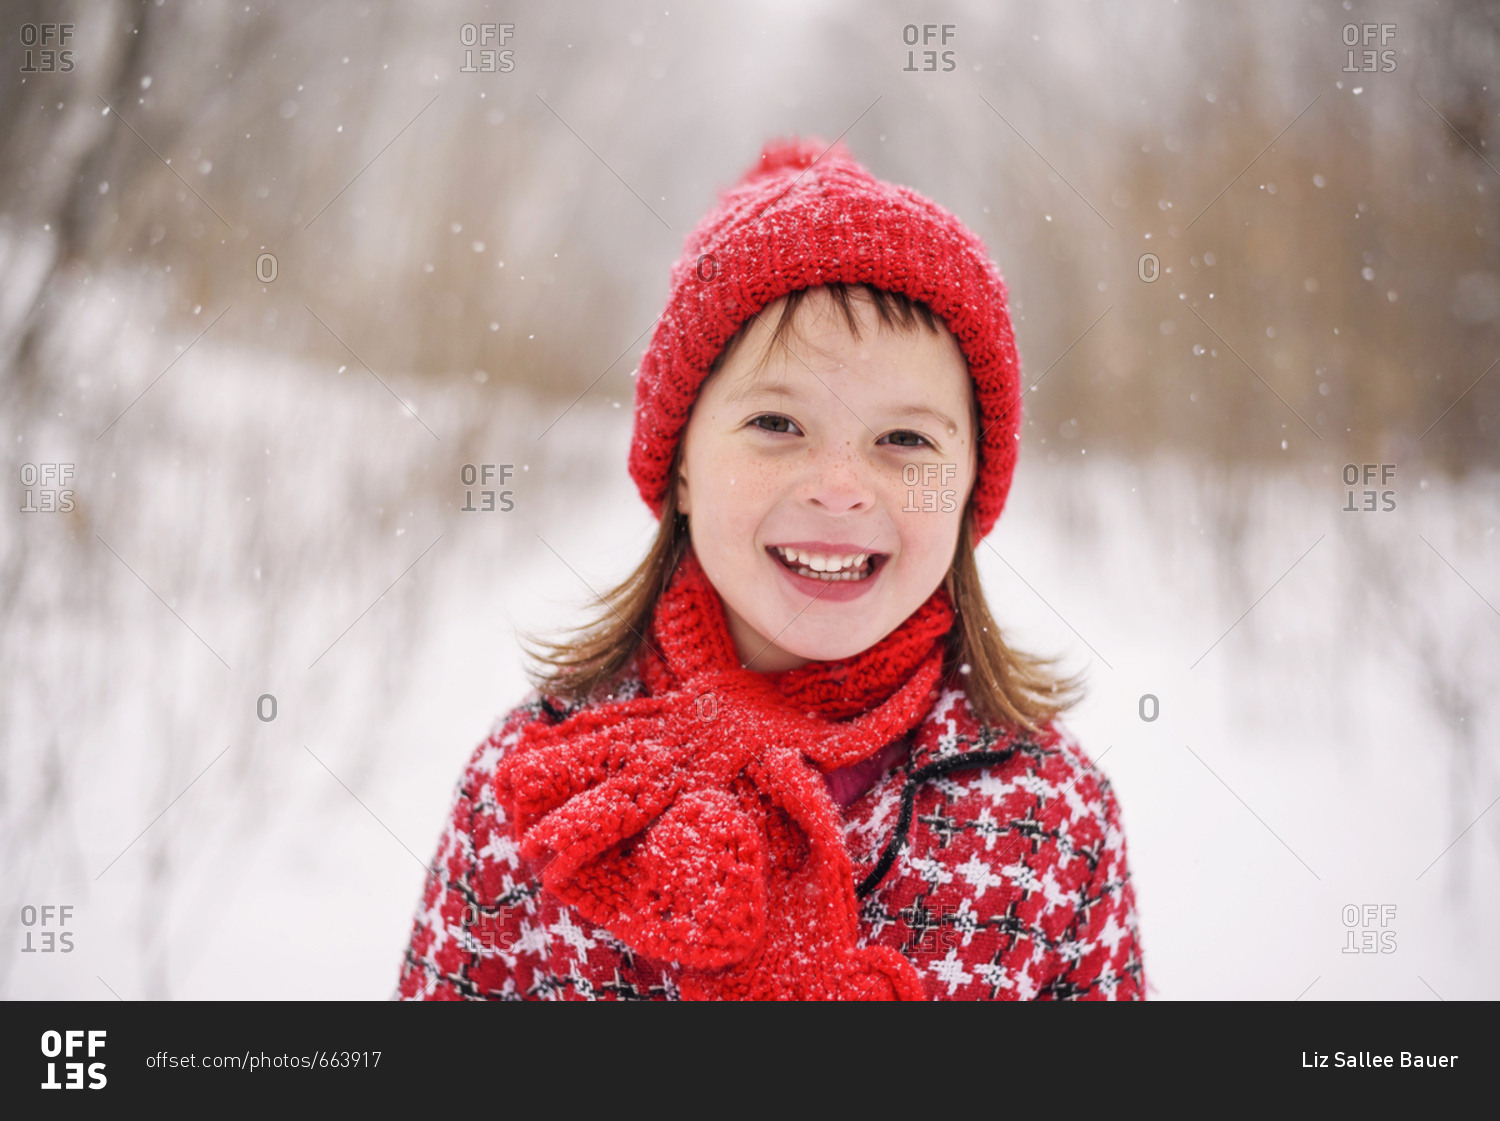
[879,430,932,449]
[751,414,801,435]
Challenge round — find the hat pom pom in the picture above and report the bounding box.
[738,136,847,185]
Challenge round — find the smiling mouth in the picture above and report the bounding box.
[768,545,885,582]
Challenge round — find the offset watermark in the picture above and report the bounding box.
[694,691,719,723]
[460,903,519,951]
[20,904,76,953]
[898,900,964,955]
[901,24,956,72]
[1342,23,1396,73]
[459,23,515,73]
[1139,694,1160,722]
[38,1030,107,1091]
[460,463,515,512]
[1342,463,1396,512]
[18,24,75,73]
[1341,903,1397,953]
[902,463,959,513]
[20,463,75,512]
[1138,253,1161,283]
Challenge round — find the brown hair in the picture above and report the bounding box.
[527,283,1083,732]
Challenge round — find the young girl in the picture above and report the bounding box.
[398,137,1144,1000]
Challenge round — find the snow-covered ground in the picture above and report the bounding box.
[4,287,1497,1001]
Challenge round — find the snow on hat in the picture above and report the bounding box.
[629,135,1023,541]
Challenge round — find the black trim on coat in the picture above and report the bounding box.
[855,748,1021,899]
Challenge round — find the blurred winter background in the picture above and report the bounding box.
[2,0,1497,1001]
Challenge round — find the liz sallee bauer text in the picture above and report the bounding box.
[1302,1053,1458,1069]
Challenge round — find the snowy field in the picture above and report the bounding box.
[4,282,1498,1001]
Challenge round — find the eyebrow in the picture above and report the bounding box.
[726,387,960,438]
[889,404,964,434]
[722,378,805,405]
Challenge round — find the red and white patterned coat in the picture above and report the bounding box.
[397,681,1144,1000]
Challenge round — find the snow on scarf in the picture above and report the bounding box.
[494,550,954,1000]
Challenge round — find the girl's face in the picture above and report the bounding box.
[676,290,977,672]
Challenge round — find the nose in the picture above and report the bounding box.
[798,441,875,515]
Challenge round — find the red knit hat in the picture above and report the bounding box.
[629,136,1024,541]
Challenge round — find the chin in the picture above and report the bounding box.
[772,618,885,664]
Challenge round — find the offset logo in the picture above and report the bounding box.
[18,24,75,72]
[1342,464,1396,512]
[459,23,515,73]
[902,463,959,513]
[40,1030,107,1090]
[1341,903,1397,954]
[901,24,956,72]
[19,463,75,513]
[460,464,515,512]
[20,904,75,953]
[1342,23,1396,73]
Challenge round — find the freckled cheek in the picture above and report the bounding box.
[716,456,791,504]
[889,499,963,573]
[695,456,783,549]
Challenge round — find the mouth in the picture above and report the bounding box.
[766,543,886,583]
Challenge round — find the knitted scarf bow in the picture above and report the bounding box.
[495,551,954,1000]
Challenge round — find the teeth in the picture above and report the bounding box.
[772,546,874,580]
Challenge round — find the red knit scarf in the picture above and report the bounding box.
[495,551,954,1000]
